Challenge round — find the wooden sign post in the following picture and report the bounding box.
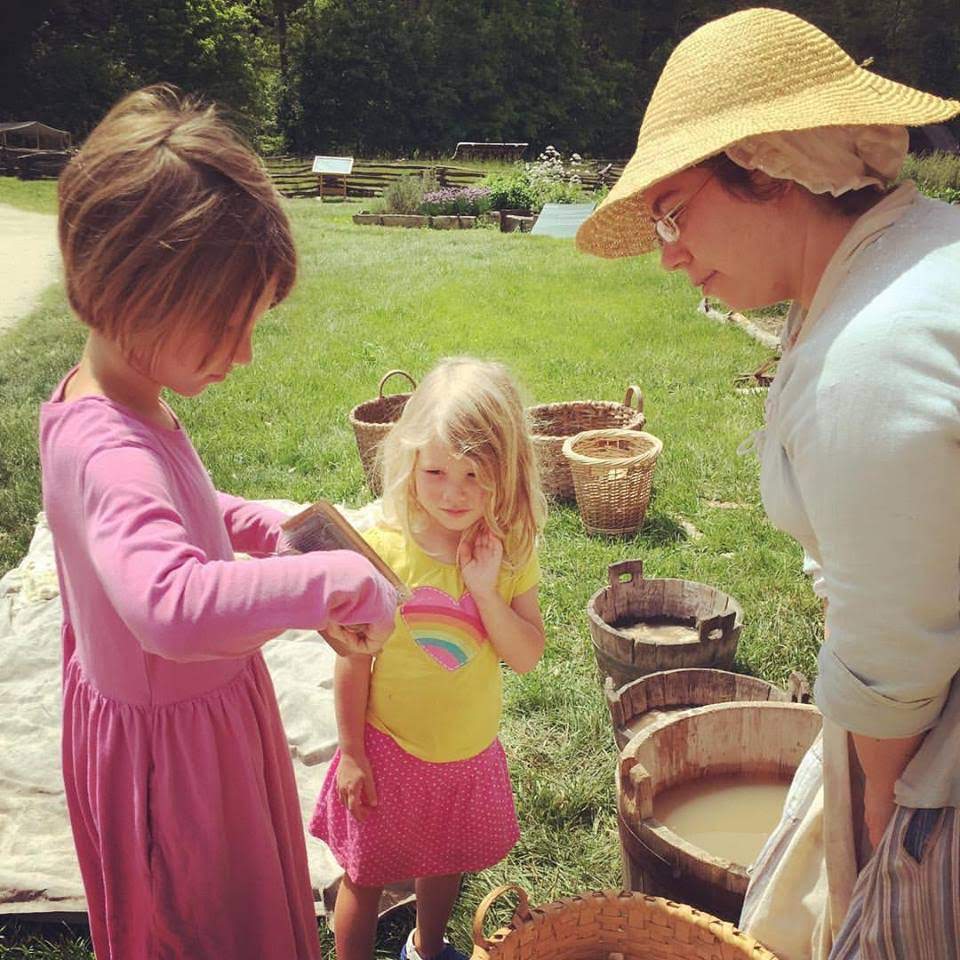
[311,155,355,201]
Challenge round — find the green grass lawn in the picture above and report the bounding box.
[0,185,819,959]
[0,177,59,215]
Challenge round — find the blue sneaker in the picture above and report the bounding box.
[399,928,468,960]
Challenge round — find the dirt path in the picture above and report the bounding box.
[0,204,61,336]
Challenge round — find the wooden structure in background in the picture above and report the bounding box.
[0,121,71,151]
[311,155,354,200]
[452,141,528,162]
[266,157,486,198]
[264,156,626,200]
[0,121,73,178]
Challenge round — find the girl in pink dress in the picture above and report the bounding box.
[40,85,398,960]
[309,358,548,960]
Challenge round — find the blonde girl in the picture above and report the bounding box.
[42,85,397,960]
[309,357,547,960]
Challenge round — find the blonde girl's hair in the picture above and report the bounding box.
[58,84,296,366]
[380,357,546,567]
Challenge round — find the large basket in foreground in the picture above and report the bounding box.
[562,429,662,536]
[470,885,780,960]
[349,369,416,495]
[528,386,645,500]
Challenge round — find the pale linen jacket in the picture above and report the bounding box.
[759,182,960,810]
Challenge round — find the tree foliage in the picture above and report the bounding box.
[0,0,274,141]
[1,0,958,156]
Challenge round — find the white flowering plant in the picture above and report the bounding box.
[524,145,586,188]
[482,146,594,213]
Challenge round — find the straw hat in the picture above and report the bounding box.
[576,7,960,259]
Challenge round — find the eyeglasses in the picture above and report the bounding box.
[653,172,714,245]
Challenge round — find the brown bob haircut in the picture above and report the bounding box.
[58,84,296,364]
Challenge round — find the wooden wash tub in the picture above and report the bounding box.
[587,560,743,688]
[616,700,822,923]
[605,667,793,750]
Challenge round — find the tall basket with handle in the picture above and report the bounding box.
[528,385,645,501]
[349,369,417,495]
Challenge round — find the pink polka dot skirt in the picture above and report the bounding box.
[309,724,519,886]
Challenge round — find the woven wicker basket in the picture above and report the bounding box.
[349,370,417,495]
[562,429,663,536]
[528,387,645,501]
[470,885,780,960]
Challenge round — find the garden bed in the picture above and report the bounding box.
[501,213,537,233]
[352,212,511,230]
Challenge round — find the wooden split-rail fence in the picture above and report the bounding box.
[263,156,626,199]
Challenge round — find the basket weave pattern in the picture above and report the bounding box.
[471,885,779,960]
[348,370,416,495]
[562,429,662,536]
[529,387,645,501]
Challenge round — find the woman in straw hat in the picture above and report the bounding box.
[577,8,960,960]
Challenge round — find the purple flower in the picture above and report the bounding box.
[421,185,492,215]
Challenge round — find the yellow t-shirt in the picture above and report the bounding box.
[363,525,540,763]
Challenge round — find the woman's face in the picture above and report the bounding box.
[643,167,799,311]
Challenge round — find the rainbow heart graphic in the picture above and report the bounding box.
[401,586,488,671]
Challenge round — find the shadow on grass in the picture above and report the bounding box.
[0,919,92,960]
[2,907,418,960]
[638,512,689,547]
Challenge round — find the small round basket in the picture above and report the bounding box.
[470,884,780,960]
[528,386,645,501]
[349,370,417,495]
[562,429,663,537]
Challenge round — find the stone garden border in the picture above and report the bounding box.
[353,213,476,229]
[352,211,539,232]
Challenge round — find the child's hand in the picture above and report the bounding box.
[321,620,390,657]
[458,527,503,599]
[337,752,378,821]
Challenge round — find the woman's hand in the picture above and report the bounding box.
[321,620,391,657]
[336,751,378,822]
[458,527,503,599]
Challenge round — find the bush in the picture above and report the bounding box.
[419,185,493,216]
[381,173,428,214]
[537,179,591,206]
[900,151,960,204]
[482,146,595,212]
[483,170,539,211]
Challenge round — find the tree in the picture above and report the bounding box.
[1,0,275,143]
[3,0,958,157]
[286,0,437,154]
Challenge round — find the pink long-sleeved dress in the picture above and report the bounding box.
[39,379,396,960]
